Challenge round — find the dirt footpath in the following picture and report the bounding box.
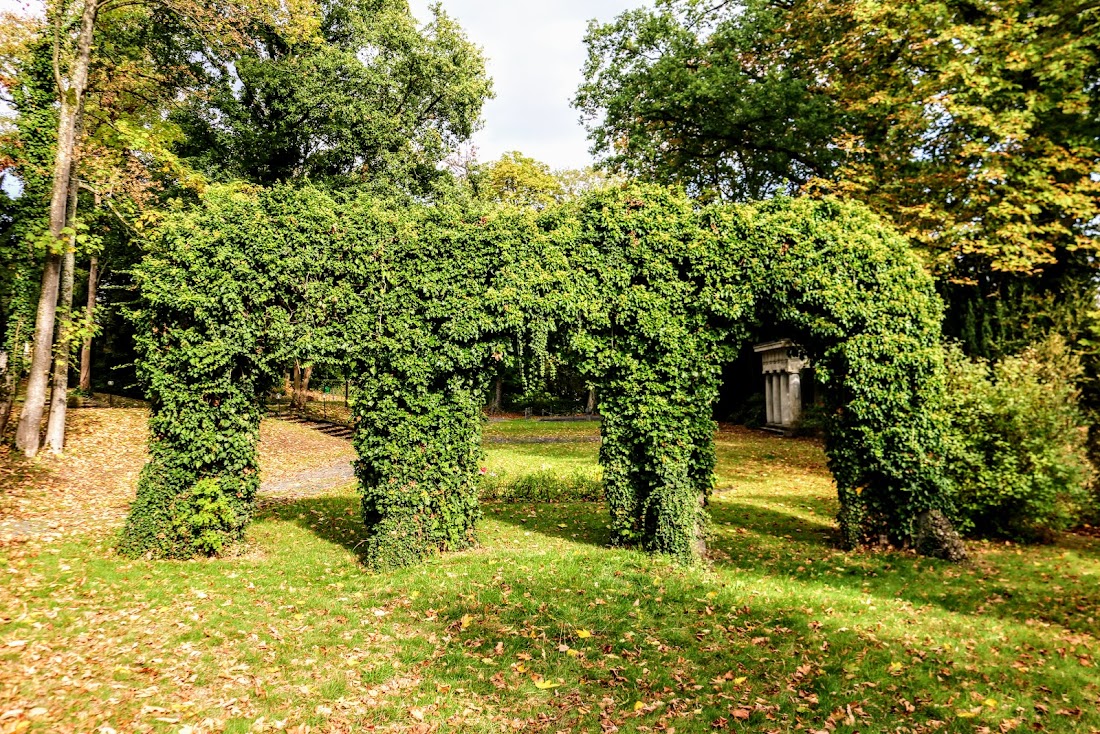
[0,410,357,544]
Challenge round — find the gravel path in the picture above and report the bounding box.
[1,460,360,543]
[0,517,61,543]
[258,460,357,503]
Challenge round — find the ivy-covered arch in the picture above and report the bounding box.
[118,184,392,558]
[710,197,954,553]
[529,189,956,562]
[119,183,962,565]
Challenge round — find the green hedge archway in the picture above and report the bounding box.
[712,197,956,554]
[119,183,963,565]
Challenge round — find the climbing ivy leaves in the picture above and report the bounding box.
[120,183,956,564]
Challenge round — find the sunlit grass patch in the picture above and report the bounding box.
[479,418,602,504]
[482,417,602,441]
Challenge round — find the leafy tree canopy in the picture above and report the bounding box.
[575,0,840,202]
[476,151,563,207]
[576,0,1100,277]
[173,0,493,192]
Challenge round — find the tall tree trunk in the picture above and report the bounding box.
[490,375,503,413]
[292,361,302,409]
[78,255,97,392]
[16,255,62,455]
[15,0,98,457]
[300,365,313,406]
[45,177,80,453]
[586,386,597,414]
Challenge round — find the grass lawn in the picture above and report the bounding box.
[1,416,1097,733]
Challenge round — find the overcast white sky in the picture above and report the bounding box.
[0,0,645,169]
[407,0,645,169]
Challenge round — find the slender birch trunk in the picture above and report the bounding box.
[78,255,97,392]
[45,177,80,453]
[15,0,99,457]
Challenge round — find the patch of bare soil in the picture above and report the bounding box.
[0,409,150,543]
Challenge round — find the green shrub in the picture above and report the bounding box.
[725,392,766,429]
[171,479,240,555]
[717,196,955,552]
[510,389,583,416]
[118,184,381,559]
[944,338,1095,540]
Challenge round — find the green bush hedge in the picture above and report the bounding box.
[478,469,603,503]
[944,338,1095,540]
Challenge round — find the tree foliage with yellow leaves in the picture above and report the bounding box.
[578,0,1100,280]
[477,151,564,208]
[791,0,1100,278]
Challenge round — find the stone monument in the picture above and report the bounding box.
[753,339,807,432]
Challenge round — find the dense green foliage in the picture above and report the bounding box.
[576,0,1100,383]
[350,206,524,569]
[0,0,328,454]
[474,151,563,207]
[943,338,1095,540]
[790,0,1100,277]
[0,32,58,403]
[118,184,377,557]
[578,0,1100,276]
[722,198,954,549]
[575,1,837,201]
[556,189,737,558]
[120,182,957,564]
[174,0,491,192]
[118,187,288,557]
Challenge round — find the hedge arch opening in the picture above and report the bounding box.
[118,183,964,566]
[711,198,962,559]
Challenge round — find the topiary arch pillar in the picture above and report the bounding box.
[118,184,383,559]
[348,205,524,570]
[555,187,742,562]
[118,187,293,558]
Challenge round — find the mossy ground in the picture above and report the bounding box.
[1,417,1097,733]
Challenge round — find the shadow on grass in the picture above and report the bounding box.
[256,493,375,563]
[256,491,614,562]
[709,495,1100,635]
[482,500,611,549]
[256,485,1100,637]
[1061,529,1100,560]
[488,487,1100,636]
